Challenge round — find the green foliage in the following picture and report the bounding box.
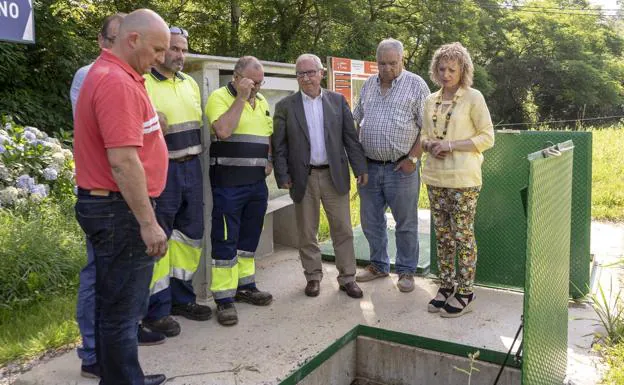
[602,341,624,384]
[0,118,76,205]
[1,0,623,134]
[0,199,85,310]
[591,125,624,221]
[589,279,624,348]
[0,292,79,365]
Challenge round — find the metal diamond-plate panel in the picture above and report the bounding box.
[429,131,591,297]
[522,145,572,385]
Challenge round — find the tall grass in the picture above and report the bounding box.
[591,125,624,221]
[0,199,85,308]
[0,293,79,365]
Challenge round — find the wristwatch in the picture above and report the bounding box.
[408,155,419,164]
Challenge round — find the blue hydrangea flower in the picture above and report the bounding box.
[16,174,35,190]
[15,144,24,152]
[0,144,5,154]
[0,135,9,144]
[42,167,58,181]
[30,184,48,197]
[23,131,37,142]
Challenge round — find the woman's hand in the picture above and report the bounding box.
[427,140,450,159]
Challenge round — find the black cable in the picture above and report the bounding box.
[493,317,524,385]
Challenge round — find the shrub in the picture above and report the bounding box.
[0,198,85,309]
[0,117,75,207]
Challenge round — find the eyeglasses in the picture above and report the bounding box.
[234,72,265,87]
[169,26,189,38]
[296,70,319,78]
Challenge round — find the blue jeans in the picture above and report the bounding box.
[358,162,420,274]
[75,191,155,385]
[146,157,204,321]
[76,239,96,366]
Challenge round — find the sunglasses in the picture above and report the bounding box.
[169,26,189,38]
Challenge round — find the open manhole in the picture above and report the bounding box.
[280,325,521,385]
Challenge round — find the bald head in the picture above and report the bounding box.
[112,9,170,75]
[118,9,168,38]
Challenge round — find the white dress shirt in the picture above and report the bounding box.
[301,90,328,166]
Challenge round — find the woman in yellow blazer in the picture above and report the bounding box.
[421,42,494,318]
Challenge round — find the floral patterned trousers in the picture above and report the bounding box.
[427,186,481,294]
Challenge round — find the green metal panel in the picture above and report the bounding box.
[521,143,572,384]
[429,131,591,297]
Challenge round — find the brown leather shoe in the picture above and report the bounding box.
[339,281,363,298]
[305,280,320,297]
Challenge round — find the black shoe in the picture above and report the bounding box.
[171,302,212,321]
[216,302,238,326]
[138,324,166,346]
[235,287,273,306]
[143,315,181,337]
[144,374,167,385]
[80,363,100,379]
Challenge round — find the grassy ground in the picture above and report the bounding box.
[591,126,624,221]
[0,293,79,365]
[603,343,624,384]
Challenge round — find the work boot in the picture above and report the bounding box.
[235,287,273,306]
[138,324,166,346]
[171,302,212,321]
[142,315,181,337]
[216,303,238,326]
[355,265,389,282]
[80,363,100,379]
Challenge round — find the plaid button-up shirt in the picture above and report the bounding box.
[353,70,430,161]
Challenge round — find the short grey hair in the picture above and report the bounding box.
[234,56,263,74]
[376,38,404,60]
[295,54,323,70]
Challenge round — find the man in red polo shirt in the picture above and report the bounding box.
[74,8,170,385]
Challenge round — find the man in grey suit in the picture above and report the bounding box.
[273,53,368,298]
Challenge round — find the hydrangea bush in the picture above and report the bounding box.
[0,118,75,207]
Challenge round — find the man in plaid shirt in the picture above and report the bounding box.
[353,38,430,293]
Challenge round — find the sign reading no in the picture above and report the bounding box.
[0,0,35,44]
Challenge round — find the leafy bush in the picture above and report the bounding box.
[0,199,85,309]
[0,117,75,207]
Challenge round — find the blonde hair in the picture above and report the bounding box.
[429,42,474,88]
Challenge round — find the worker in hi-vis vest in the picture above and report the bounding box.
[205,56,274,326]
[142,26,211,337]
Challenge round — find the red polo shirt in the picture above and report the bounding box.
[74,50,168,197]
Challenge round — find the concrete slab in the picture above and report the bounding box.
[10,214,624,385]
[9,244,601,385]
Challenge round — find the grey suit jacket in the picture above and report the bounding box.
[272,90,367,204]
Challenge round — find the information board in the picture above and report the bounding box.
[327,57,378,109]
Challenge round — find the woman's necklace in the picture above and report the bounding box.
[432,91,460,140]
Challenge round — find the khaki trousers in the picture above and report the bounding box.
[295,168,356,285]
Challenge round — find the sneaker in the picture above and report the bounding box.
[397,273,415,293]
[428,287,455,313]
[440,292,476,318]
[142,315,181,337]
[80,363,100,379]
[138,324,166,346]
[355,265,389,282]
[235,287,273,306]
[172,302,212,321]
[216,302,238,326]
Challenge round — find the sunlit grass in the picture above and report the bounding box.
[0,293,80,365]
